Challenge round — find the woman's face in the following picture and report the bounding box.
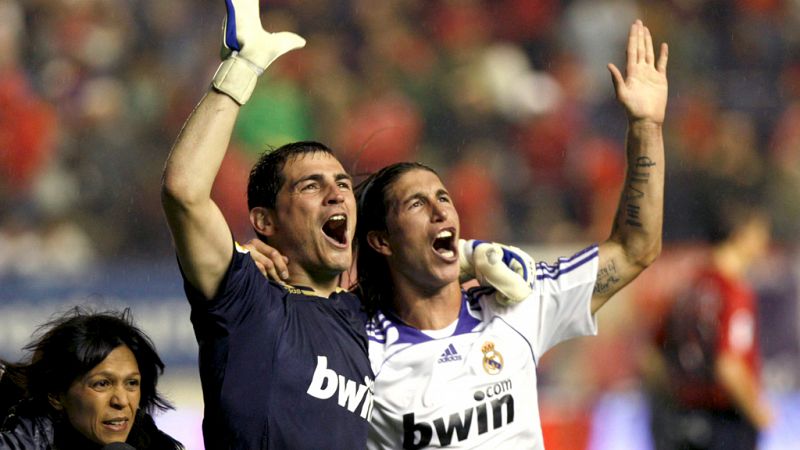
[55,345,142,445]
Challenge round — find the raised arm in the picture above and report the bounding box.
[591,20,668,313]
[160,0,304,299]
[161,92,239,299]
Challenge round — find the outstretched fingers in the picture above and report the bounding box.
[637,20,645,64]
[611,19,669,122]
[657,42,669,74]
[607,63,624,92]
[627,20,667,73]
[626,21,639,72]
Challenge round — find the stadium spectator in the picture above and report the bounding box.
[3,0,800,261]
[649,200,774,450]
[0,307,182,449]
[0,0,58,203]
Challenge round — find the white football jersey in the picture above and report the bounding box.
[366,245,600,449]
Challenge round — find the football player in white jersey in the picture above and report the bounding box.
[354,19,668,449]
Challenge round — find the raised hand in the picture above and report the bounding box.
[607,20,668,125]
[220,0,306,68]
[212,0,306,105]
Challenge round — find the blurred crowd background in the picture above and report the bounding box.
[2,0,800,448]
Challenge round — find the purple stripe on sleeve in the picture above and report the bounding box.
[536,245,596,274]
[561,244,598,262]
[536,245,598,281]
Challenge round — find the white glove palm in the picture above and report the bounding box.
[212,0,306,105]
[459,239,535,305]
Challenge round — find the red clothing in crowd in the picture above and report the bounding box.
[661,268,762,411]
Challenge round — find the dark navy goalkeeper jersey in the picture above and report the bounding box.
[182,244,373,450]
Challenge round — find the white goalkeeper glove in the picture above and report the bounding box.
[459,239,535,305]
[211,0,306,105]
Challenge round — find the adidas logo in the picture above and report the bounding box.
[437,344,463,363]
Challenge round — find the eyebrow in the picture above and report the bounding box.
[291,172,352,189]
[87,370,142,380]
[335,173,352,182]
[400,188,450,206]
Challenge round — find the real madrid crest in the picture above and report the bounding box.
[481,341,504,375]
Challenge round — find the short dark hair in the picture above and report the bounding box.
[2,307,171,416]
[706,198,769,245]
[354,162,439,315]
[247,141,336,211]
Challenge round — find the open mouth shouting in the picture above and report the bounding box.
[432,228,457,261]
[322,213,349,247]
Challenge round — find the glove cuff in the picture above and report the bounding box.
[458,239,477,283]
[211,53,263,105]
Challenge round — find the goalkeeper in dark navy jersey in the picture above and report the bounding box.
[160,1,372,448]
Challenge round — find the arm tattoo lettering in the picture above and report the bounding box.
[628,170,650,183]
[594,258,621,295]
[625,204,642,227]
[621,156,656,228]
[625,186,644,200]
[635,156,656,168]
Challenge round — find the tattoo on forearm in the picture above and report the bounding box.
[628,169,650,183]
[635,156,656,168]
[622,156,656,228]
[594,259,621,295]
[626,186,644,200]
[626,204,641,226]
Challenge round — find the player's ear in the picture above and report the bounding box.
[367,230,392,256]
[250,207,276,237]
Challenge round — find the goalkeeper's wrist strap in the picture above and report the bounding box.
[211,53,264,105]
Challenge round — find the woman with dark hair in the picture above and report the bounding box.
[0,307,183,449]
